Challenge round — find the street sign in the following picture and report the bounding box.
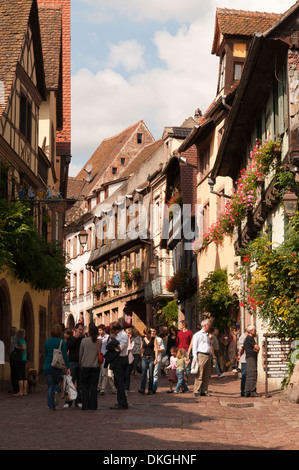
[263,334,291,397]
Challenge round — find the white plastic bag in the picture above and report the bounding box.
[190,356,198,374]
[63,375,77,400]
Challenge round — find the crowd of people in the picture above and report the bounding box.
[8,318,261,410]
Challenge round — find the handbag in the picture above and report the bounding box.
[10,347,22,362]
[98,339,104,364]
[51,340,66,370]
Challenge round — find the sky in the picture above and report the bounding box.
[70,0,295,176]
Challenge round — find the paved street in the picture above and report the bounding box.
[1,371,299,452]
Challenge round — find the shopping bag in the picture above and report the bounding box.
[51,340,66,370]
[190,356,198,374]
[63,375,77,400]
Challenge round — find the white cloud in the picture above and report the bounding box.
[70,0,295,174]
[71,20,218,172]
[80,0,294,24]
[107,40,145,72]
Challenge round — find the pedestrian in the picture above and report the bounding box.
[138,327,158,395]
[97,324,117,395]
[124,327,135,396]
[176,320,193,381]
[63,322,84,409]
[239,325,261,397]
[191,319,216,397]
[130,326,142,375]
[13,329,28,396]
[43,324,70,411]
[9,326,19,394]
[109,322,129,410]
[165,346,178,392]
[79,324,101,410]
[174,348,190,393]
[211,328,226,378]
[237,328,249,397]
[152,327,165,394]
[166,325,177,360]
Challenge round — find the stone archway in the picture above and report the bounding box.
[0,279,12,360]
[20,293,34,366]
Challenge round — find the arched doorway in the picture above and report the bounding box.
[0,279,12,360]
[66,313,75,329]
[20,293,34,366]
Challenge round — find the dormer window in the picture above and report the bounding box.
[219,53,226,91]
[20,92,32,144]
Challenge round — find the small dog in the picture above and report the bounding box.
[27,369,38,393]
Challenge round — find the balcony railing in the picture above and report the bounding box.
[144,276,173,302]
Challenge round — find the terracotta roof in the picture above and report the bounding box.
[0,0,35,117]
[120,139,164,179]
[67,177,86,199]
[212,8,281,54]
[38,5,62,90]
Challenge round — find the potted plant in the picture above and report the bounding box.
[121,270,132,286]
[130,267,141,281]
[92,280,107,297]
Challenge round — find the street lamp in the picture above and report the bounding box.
[78,229,88,247]
[149,262,157,276]
[282,188,298,217]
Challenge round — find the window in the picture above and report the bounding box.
[112,167,117,175]
[20,93,32,144]
[79,270,84,295]
[121,158,125,165]
[219,53,226,91]
[203,202,210,233]
[137,133,143,144]
[199,145,210,176]
[234,63,243,81]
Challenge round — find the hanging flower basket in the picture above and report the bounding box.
[167,193,183,220]
[166,268,191,293]
[121,270,132,285]
[92,280,107,296]
[130,267,141,281]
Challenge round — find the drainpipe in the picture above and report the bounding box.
[222,95,231,111]
[240,273,246,334]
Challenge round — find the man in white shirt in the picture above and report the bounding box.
[109,322,129,410]
[97,324,117,395]
[191,319,216,397]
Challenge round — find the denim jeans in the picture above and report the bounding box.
[152,360,161,392]
[141,357,154,391]
[44,369,63,410]
[174,369,189,393]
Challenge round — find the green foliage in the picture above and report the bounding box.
[197,269,236,331]
[157,299,178,327]
[0,199,68,291]
[238,222,299,339]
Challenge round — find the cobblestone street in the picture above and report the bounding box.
[1,371,299,452]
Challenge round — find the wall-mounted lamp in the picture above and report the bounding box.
[282,188,298,217]
[78,229,88,247]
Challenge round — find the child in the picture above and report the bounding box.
[165,347,178,393]
[174,348,190,393]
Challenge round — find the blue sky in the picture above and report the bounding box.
[70,0,295,176]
